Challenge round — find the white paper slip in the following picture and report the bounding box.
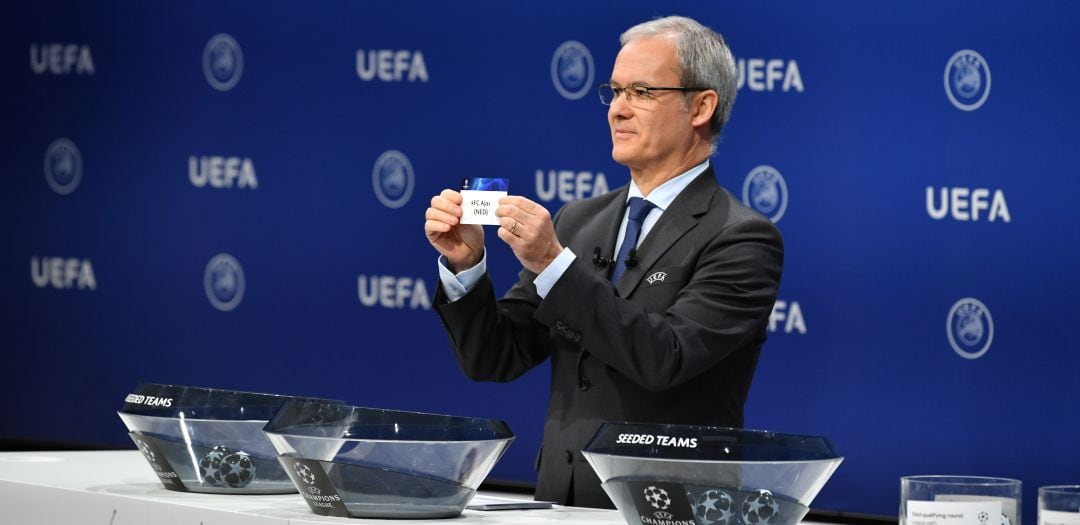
[907,500,1002,525]
[1042,510,1080,525]
[460,177,509,225]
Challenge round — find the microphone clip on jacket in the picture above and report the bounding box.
[593,247,614,269]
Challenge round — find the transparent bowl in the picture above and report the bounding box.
[263,400,514,519]
[117,383,334,494]
[582,423,843,525]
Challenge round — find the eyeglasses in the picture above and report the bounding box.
[598,83,709,109]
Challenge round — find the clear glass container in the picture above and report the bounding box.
[582,422,843,525]
[263,399,514,519]
[117,382,334,494]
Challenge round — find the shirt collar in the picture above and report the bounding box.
[626,159,710,211]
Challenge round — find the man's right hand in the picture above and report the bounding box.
[424,189,484,272]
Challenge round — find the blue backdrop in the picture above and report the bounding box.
[3,0,1078,518]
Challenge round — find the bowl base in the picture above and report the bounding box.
[603,479,809,525]
[129,432,297,494]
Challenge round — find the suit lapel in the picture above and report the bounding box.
[565,185,628,279]
[615,168,720,298]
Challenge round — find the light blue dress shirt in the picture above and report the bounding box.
[438,160,710,301]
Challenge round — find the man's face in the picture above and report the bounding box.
[608,37,696,173]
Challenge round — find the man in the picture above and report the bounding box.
[423,16,782,508]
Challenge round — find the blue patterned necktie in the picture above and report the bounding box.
[611,197,656,283]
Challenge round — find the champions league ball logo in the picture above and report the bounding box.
[644,486,672,511]
[294,462,318,485]
[199,446,256,488]
[44,138,82,195]
[947,297,994,359]
[137,439,156,463]
[944,50,990,111]
[372,150,415,209]
[203,33,243,91]
[741,489,780,525]
[204,253,245,311]
[693,489,736,525]
[551,40,594,100]
[742,165,788,223]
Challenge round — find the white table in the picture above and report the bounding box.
[0,451,624,525]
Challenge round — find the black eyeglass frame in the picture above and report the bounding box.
[597,83,711,105]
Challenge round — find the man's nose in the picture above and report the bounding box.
[609,92,634,118]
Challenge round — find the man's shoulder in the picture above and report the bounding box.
[708,185,783,241]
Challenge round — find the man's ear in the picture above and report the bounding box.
[690,90,718,129]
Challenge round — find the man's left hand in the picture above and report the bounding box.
[495,196,564,274]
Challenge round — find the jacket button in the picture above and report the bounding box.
[578,377,591,391]
[564,450,573,463]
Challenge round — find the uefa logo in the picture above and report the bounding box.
[203,33,243,91]
[204,253,245,311]
[551,40,594,100]
[944,49,990,111]
[44,138,82,195]
[946,297,994,359]
[372,150,415,209]
[742,165,788,223]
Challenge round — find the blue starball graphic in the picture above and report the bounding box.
[203,34,243,91]
[742,166,788,223]
[551,41,594,100]
[944,50,990,111]
[463,178,509,192]
[204,253,245,311]
[947,297,994,359]
[44,138,82,195]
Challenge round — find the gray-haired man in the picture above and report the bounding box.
[424,16,782,508]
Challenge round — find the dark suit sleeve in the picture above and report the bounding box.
[533,215,783,392]
[433,267,553,383]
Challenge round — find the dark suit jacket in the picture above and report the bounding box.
[434,167,783,508]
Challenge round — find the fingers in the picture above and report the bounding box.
[499,216,522,238]
[440,189,464,205]
[495,195,551,224]
[424,219,452,235]
[496,221,514,246]
[425,205,459,226]
[494,200,563,275]
[425,189,464,242]
[430,190,463,216]
[499,195,543,214]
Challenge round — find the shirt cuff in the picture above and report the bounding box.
[533,247,577,299]
[438,251,487,302]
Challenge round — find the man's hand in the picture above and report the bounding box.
[424,189,484,272]
[495,196,564,274]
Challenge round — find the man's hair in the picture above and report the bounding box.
[620,16,737,145]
